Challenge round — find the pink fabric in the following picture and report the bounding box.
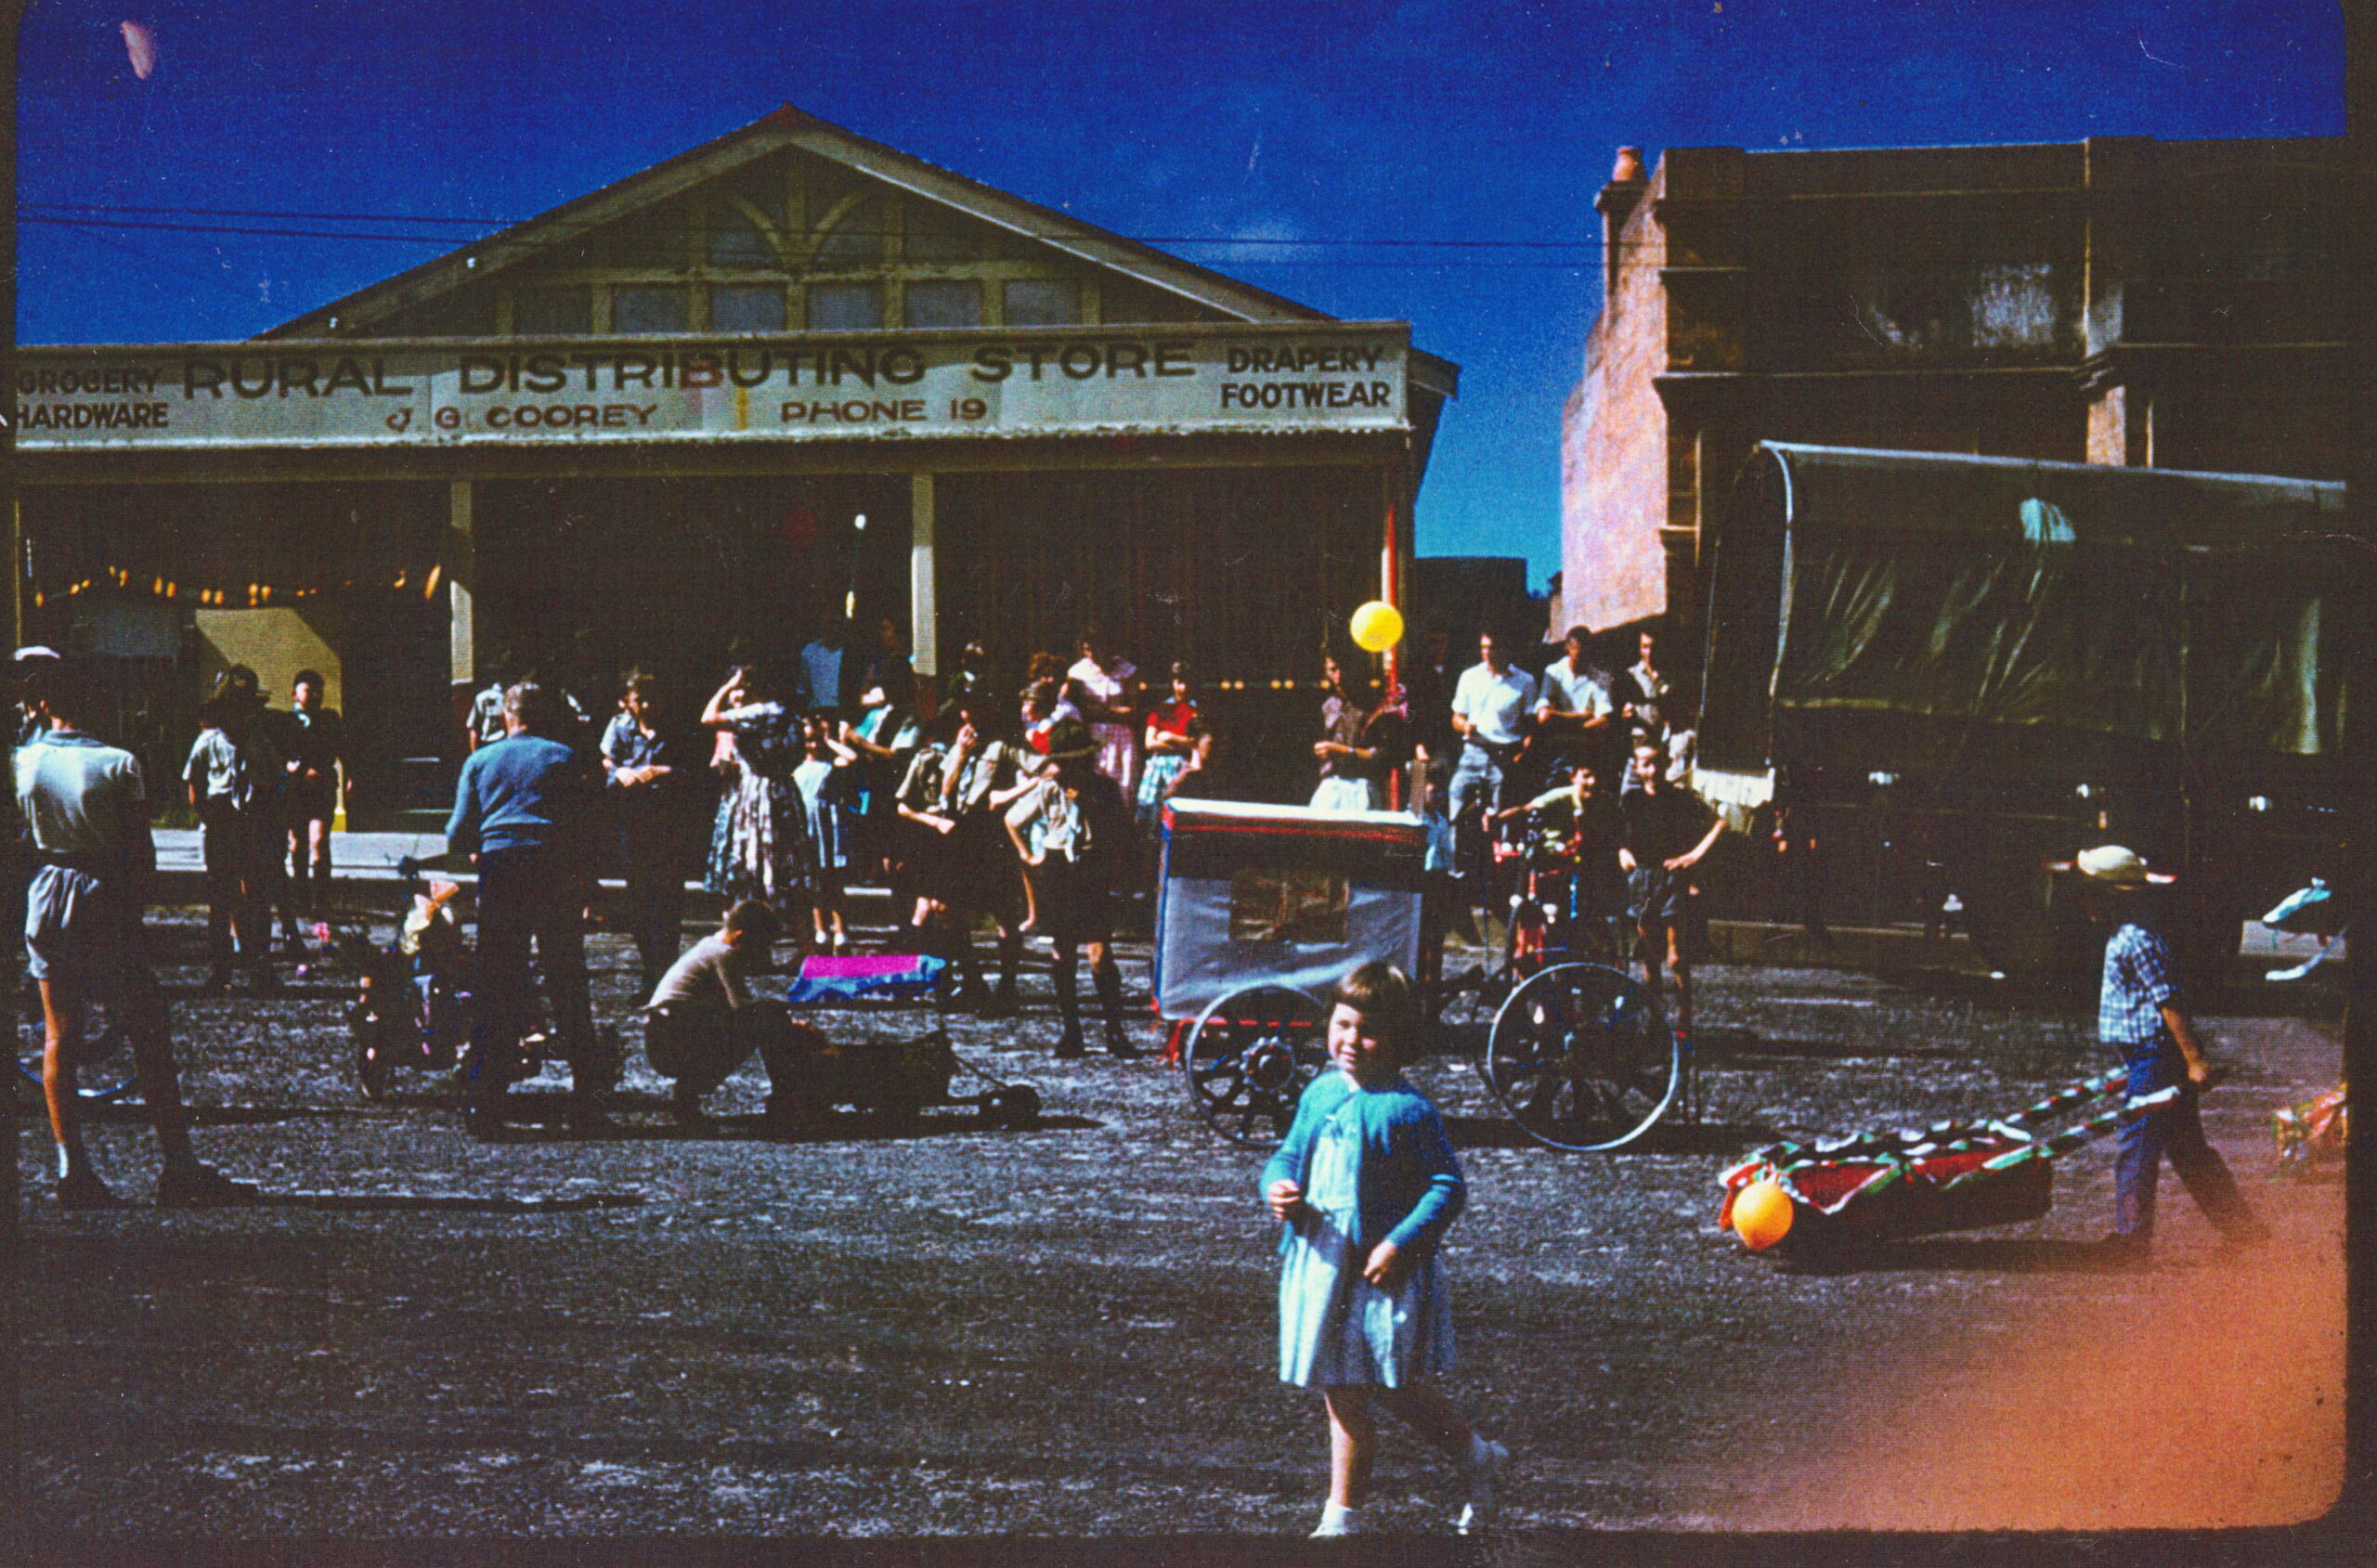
[800,953,930,979]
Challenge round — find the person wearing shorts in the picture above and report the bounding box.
[275,667,347,925]
[19,657,253,1208]
[1617,740,1724,1044]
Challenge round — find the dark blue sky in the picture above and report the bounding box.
[19,1,2346,580]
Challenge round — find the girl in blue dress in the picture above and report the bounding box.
[1263,963,1510,1536]
[791,716,860,953]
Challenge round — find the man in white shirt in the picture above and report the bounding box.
[1448,631,1538,828]
[1534,625,1615,781]
[644,899,816,1127]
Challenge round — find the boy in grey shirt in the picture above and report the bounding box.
[20,657,253,1207]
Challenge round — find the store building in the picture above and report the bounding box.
[16,106,1456,809]
[1562,135,2355,677]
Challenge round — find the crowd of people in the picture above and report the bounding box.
[7,628,2269,1537]
[6,616,1723,1146]
[150,616,1726,1126]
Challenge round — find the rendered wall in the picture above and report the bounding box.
[1559,175,1669,633]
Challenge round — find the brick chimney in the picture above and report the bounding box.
[1596,147,1649,295]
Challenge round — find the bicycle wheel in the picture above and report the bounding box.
[16,993,139,1104]
[1484,962,1678,1151]
[1182,984,1329,1148]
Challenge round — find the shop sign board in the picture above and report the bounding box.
[15,323,1411,450]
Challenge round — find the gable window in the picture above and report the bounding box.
[711,286,787,333]
[1003,279,1081,326]
[809,283,883,330]
[613,286,692,334]
[514,286,593,336]
[816,196,886,266]
[709,207,775,270]
[903,280,982,330]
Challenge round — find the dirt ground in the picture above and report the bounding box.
[8,909,2348,1547]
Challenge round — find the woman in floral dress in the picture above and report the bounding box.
[700,665,814,914]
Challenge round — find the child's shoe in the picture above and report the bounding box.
[1309,1501,1363,1537]
[1456,1437,1509,1535]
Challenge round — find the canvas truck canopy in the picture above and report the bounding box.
[1695,445,2360,810]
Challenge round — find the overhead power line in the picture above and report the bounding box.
[19,200,1604,253]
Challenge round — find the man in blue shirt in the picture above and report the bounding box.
[2074,844,2266,1262]
[448,681,613,1131]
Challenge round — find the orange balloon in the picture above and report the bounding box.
[1731,1178,1795,1251]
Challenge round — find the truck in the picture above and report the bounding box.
[1691,443,2365,981]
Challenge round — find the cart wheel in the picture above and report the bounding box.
[982,1084,1042,1129]
[1183,985,1329,1148]
[16,994,138,1105]
[1485,962,1679,1151]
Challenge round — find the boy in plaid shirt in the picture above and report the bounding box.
[2073,845,2266,1261]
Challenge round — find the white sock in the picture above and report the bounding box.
[1318,1500,1359,1529]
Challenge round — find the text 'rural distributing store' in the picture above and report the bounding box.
[14,106,1456,810]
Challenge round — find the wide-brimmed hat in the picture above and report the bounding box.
[2048,844,2176,887]
[1038,717,1098,761]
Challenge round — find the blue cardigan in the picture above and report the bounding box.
[1261,1070,1465,1258]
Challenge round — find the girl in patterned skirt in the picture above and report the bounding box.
[1262,963,1509,1536]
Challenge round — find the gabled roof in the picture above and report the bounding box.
[263,105,1338,338]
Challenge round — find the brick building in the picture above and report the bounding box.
[1561,136,2356,668]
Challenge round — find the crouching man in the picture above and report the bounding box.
[644,899,822,1127]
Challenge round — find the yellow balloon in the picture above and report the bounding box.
[1731,1178,1796,1251]
[1350,601,1405,653]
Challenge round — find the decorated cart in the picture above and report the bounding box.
[778,953,1041,1129]
[1715,1068,2187,1255]
[1159,797,1686,1152]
